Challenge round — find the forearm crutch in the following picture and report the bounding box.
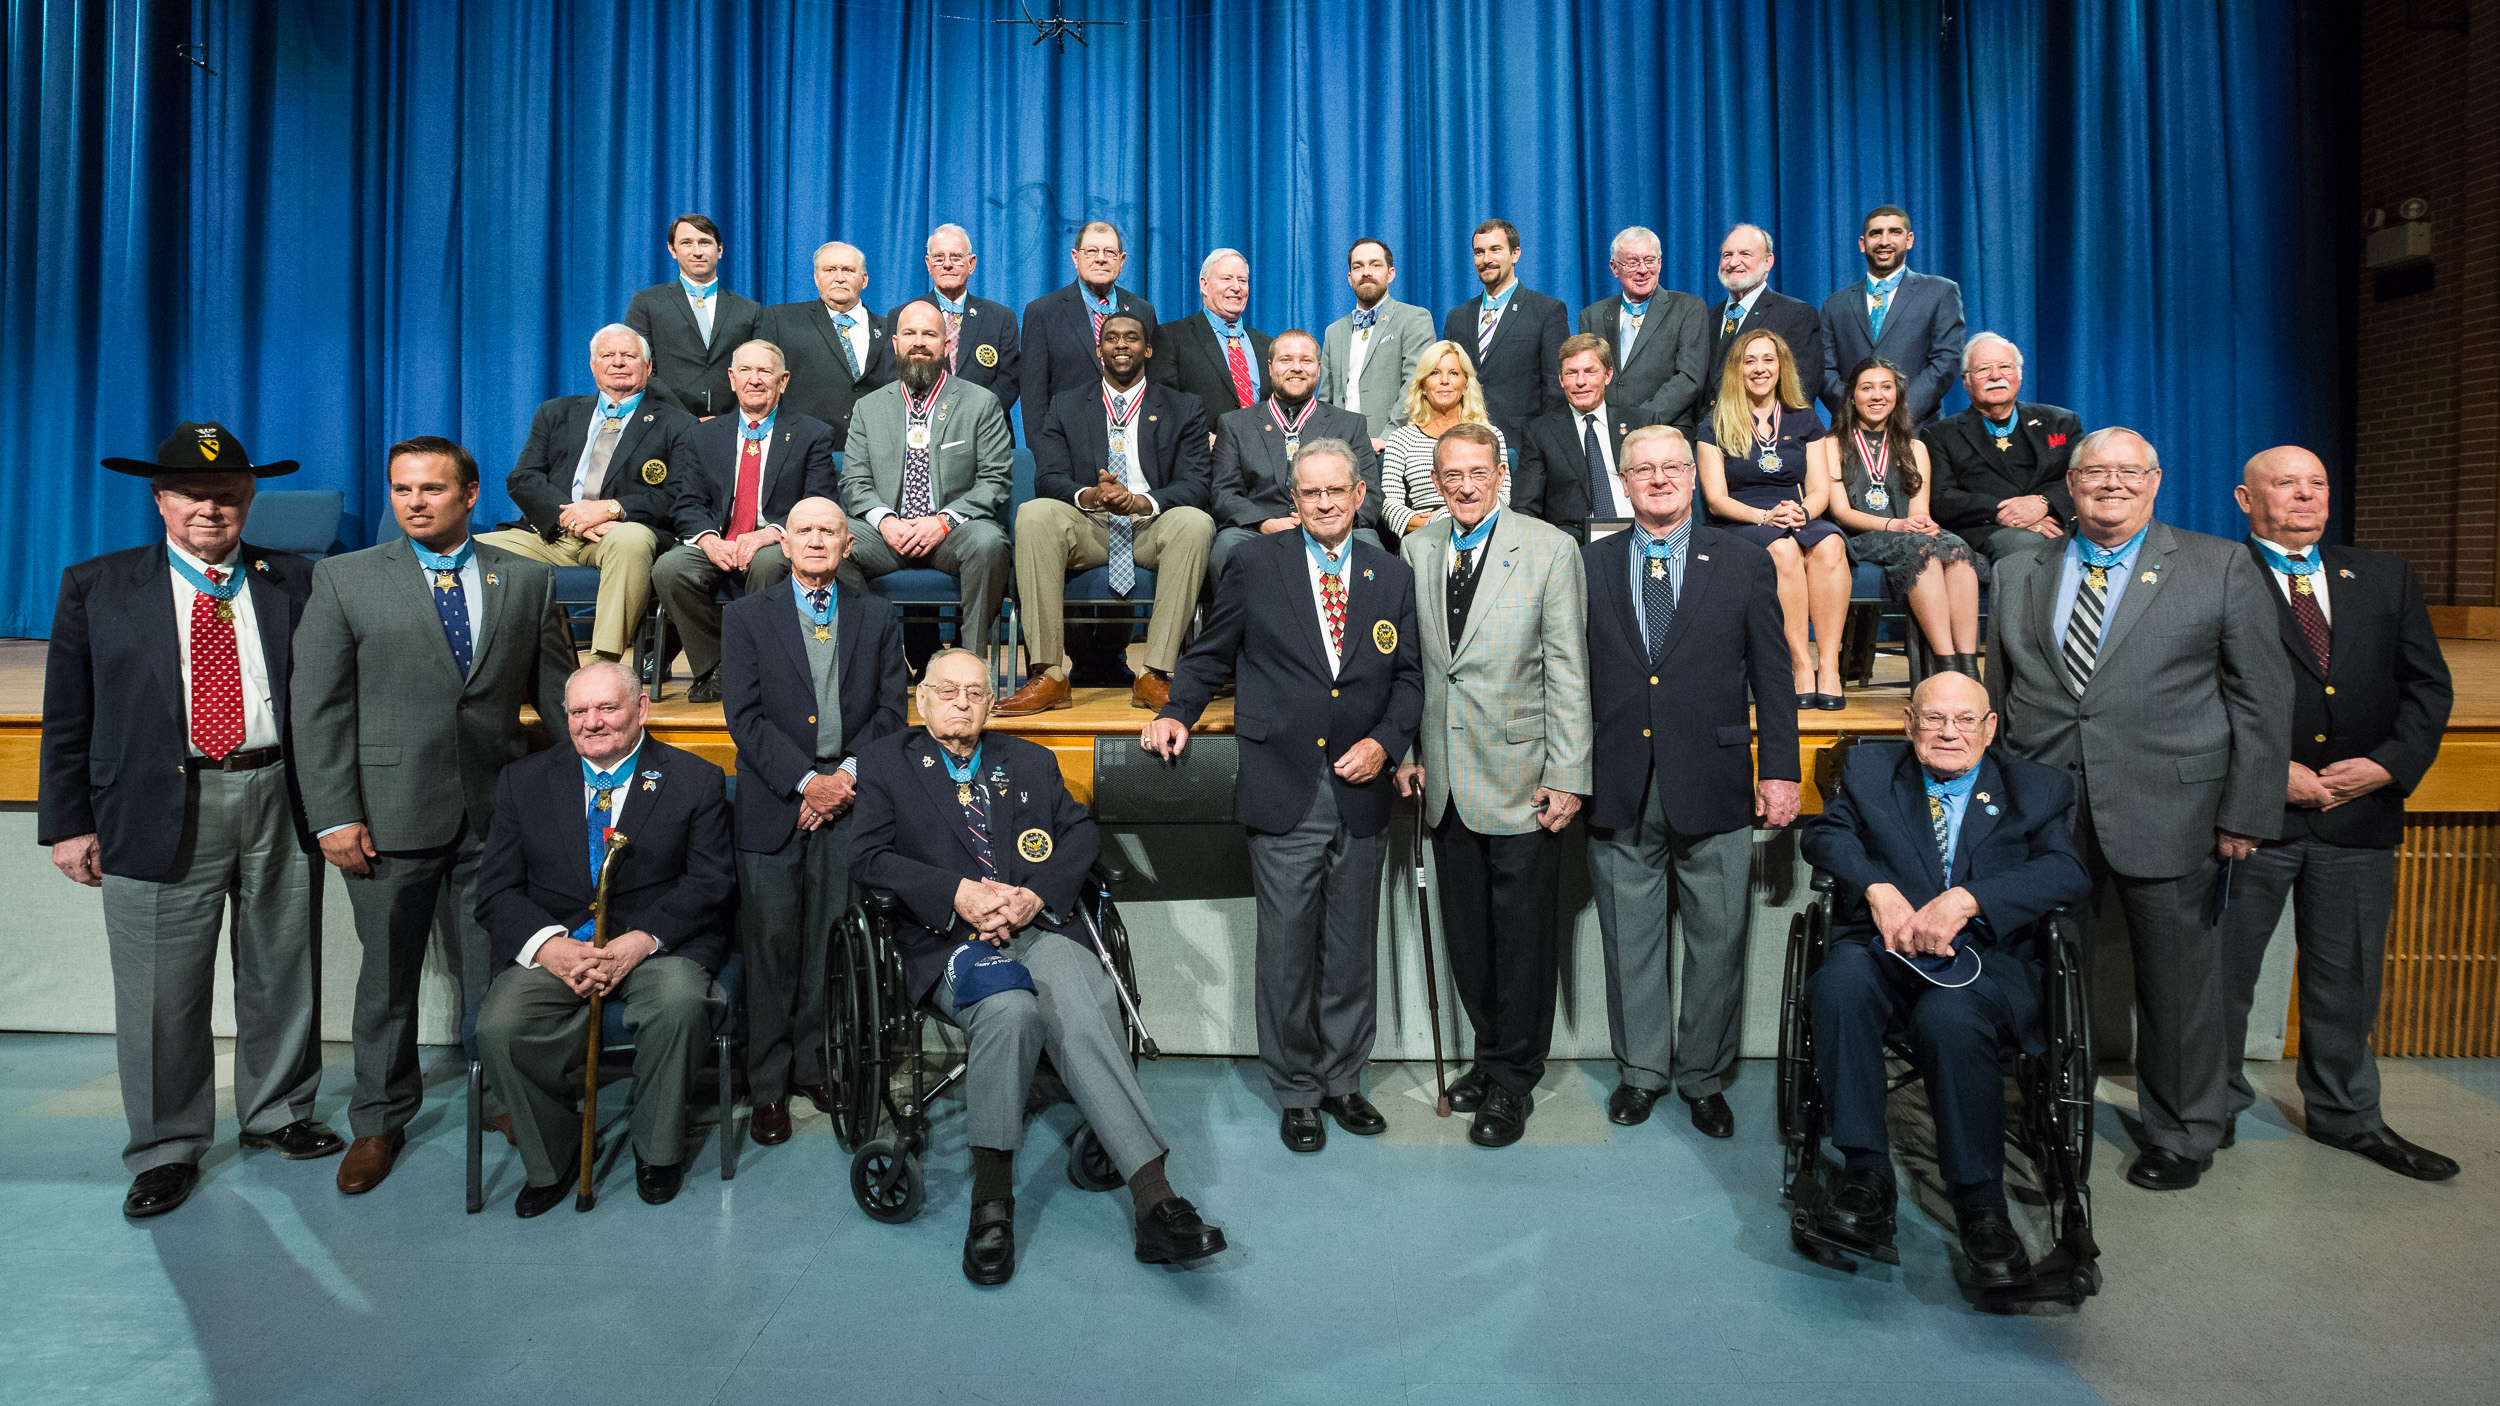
[1079,896,1161,1060]
[1411,821,1452,1117]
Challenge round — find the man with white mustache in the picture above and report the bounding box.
[1919,333,2086,562]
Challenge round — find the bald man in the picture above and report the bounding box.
[2216,448,2456,1181]
[759,241,894,447]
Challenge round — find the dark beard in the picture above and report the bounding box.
[899,355,941,396]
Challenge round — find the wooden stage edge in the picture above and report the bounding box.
[2,638,2495,812]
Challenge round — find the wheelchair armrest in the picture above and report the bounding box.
[1090,856,1129,889]
[1808,869,1838,895]
[860,886,905,917]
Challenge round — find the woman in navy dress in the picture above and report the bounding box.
[1696,328,1852,708]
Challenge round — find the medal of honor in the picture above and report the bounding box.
[595,791,612,812]
[2293,575,2314,596]
[213,600,235,624]
[907,425,930,450]
[957,782,973,805]
[434,571,457,591]
[813,625,831,642]
[1649,558,1665,579]
[2086,565,2108,590]
[1994,436,2012,451]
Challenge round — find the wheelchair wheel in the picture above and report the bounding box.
[2044,911,2097,1183]
[1067,1125,1125,1191]
[851,1138,924,1224]
[834,911,885,1152]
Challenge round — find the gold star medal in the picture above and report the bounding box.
[1650,559,1665,578]
[213,599,235,624]
[814,625,831,642]
[957,782,972,805]
[2293,575,2313,596]
[435,571,457,591]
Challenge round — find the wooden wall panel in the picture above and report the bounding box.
[2375,815,2500,1056]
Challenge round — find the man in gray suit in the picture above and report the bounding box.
[1579,226,1710,431]
[839,300,1015,653]
[1318,237,1436,451]
[1987,427,2293,1192]
[1210,329,1382,584]
[293,436,577,1195]
[1394,422,1591,1147]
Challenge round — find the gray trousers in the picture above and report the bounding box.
[1588,783,1754,1098]
[343,826,495,1137]
[931,927,1167,1176]
[1246,783,1390,1106]
[651,541,794,680]
[737,816,851,1104]
[1973,523,2062,563]
[100,764,322,1172]
[2217,835,2395,1139]
[839,516,1011,649]
[476,955,724,1187]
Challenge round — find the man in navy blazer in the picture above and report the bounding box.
[1019,220,1161,442]
[719,499,906,1144]
[40,424,338,1219]
[1799,672,2092,1288]
[1442,219,1570,450]
[1153,249,1274,432]
[1582,425,1799,1139]
[1818,207,1965,425]
[1147,440,1423,1152]
[888,223,1021,432]
[1704,224,1824,412]
[474,662,737,1215]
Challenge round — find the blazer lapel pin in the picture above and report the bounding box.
[640,769,662,792]
[2338,568,2354,579]
[922,755,935,768]
[485,573,499,586]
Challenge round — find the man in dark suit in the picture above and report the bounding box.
[293,436,577,1196]
[1515,333,1664,539]
[1209,328,1382,582]
[887,222,1021,430]
[2218,447,2458,1181]
[40,423,338,1218]
[1153,248,1273,438]
[757,240,892,448]
[478,324,695,662]
[1920,334,2083,561]
[625,212,762,420]
[1583,425,1799,1139]
[1798,672,2093,1287]
[1579,225,1709,431]
[1986,427,2293,1191]
[1146,440,1424,1153]
[720,498,907,1145]
[1818,206,1965,425]
[1442,219,1569,450]
[852,647,1227,1285]
[1703,223,1823,413]
[650,339,838,702]
[474,662,738,1216]
[999,313,1216,715]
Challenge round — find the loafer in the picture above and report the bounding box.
[1279,1107,1326,1153]
[792,1082,837,1116]
[514,1178,570,1219]
[964,1198,1015,1285]
[1445,1068,1489,1114]
[1686,1092,1735,1139]
[686,671,723,704]
[335,1130,405,1195]
[1824,1167,1897,1244]
[2125,1146,2211,1191]
[1319,1092,1386,1136]
[2311,1125,2461,1182]
[239,1119,345,1160]
[1608,1084,1660,1126]
[751,1099,792,1146]
[995,672,1072,716]
[635,1154,684,1205]
[123,1163,200,1219]
[1128,669,1172,711]
[1958,1207,2031,1288]
[1468,1084,1530,1148]
[1134,1195,1227,1265]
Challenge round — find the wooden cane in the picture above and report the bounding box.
[1411,821,1452,1117]
[577,832,632,1212]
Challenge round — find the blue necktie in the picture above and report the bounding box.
[945,746,995,873]
[1926,791,1954,880]
[583,760,630,880]
[833,311,861,378]
[415,542,474,675]
[1867,271,1905,343]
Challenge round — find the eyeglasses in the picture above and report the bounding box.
[1911,711,1988,732]
[1621,462,1694,481]
[2070,466,2154,486]
[1294,484,1358,505]
[1432,469,1502,489]
[921,683,992,703]
[927,253,972,266]
[1613,257,1661,273]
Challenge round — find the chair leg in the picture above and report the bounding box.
[465,1059,485,1214]
[718,1032,739,1181]
[645,601,667,702]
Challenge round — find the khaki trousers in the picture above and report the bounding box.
[476,523,660,658]
[1011,500,1211,676]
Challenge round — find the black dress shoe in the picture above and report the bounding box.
[514,1179,570,1219]
[964,1198,1015,1285]
[1468,1084,1530,1148]
[792,1082,837,1116]
[2220,1115,2237,1150]
[1957,1208,2032,1289]
[1608,1084,1659,1126]
[686,671,723,704]
[239,1119,346,1160]
[635,1154,685,1205]
[750,1099,792,1146]
[1814,692,1848,711]
[1320,1092,1386,1136]
[123,1163,200,1219]
[2311,1125,2461,1181]
[2125,1146,2211,1191]
[1823,1168,1897,1244]
[1134,1195,1227,1264]
[1793,693,1816,711]
[1279,1107,1326,1153]
[1686,1092,1735,1139]
[1445,1068,1489,1114]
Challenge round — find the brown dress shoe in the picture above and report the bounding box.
[1129,669,1172,711]
[752,1098,793,1145]
[791,1082,837,1115]
[995,672,1072,716]
[336,1130,406,1195]
[484,1113,517,1147]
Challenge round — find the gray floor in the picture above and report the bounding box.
[1,1035,2493,1405]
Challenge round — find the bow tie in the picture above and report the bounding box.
[1351,306,1378,331]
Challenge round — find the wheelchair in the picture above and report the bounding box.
[826,858,1149,1224]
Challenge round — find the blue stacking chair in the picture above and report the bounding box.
[247,489,346,559]
[858,448,1025,690]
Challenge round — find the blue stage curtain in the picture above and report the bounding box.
[0,0,2353,637]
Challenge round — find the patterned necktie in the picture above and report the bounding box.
[2061,556,2112,696]
[1642,543,1677,662]
[418,546,474,675]
[833,311,861,378]
[1320,567,1347,657]
[1583,413,1612,520]
[2281,553,2332,673]
[584,761,630,878]
[1928,795,1953,879]
[901,385,940,519]
[1105,390,1138,597]
[944,310,963,369]
[582,414,623,501]
[728,426,766,538]
[1477,301,1500,358]
[957,771,996,875]
[1223,331,1256,408]
[187,566,245,759]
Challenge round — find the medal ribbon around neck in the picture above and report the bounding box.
[1852,429,1890,487]
[170,553,244,602]
[904,368,949,422]
[1268,395,1317,440]
[943,742,983,804]
[1102,381,1145,429]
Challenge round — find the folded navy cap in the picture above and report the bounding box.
[947,941,1037,1008]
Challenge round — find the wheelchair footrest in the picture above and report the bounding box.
[1789,1206,1901,1269]
[1974,1246,2102,1312]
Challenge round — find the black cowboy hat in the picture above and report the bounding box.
[101,421,298,478]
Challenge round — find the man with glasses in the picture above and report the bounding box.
[718,498,907,1144]
[1578,226,1709,432]
[1210,329,1382,584]
[1985,428,2292,1191]
[1703,224,1821,412]
[889,224,1020,432]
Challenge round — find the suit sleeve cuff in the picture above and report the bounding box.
[517,926,565,969]
[692,530,721,544]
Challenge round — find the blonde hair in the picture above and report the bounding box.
[1402,340,1492,433]
[1710,328,1807,457]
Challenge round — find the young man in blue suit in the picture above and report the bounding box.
[1818,206,1965,425]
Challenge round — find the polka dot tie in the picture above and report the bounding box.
[189,569,245,759]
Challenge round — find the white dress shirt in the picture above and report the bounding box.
[516,746,644,970]
[168,540,278,754]
[1303,536,1352,678]
[1573,403,1635,517]
[1342,312,1379,414]
[1093,380,1161,517]
[2253,535,2334,625]
[826,302,870,375]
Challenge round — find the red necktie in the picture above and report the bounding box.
[189,569,246,759]
[944,310,962,370]
[1224,334,1255,409]
[2288,575,2331,674]
[1321,570,1346,657]
[728,433,764,539]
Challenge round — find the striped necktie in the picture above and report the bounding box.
[2061,562,2109,696]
